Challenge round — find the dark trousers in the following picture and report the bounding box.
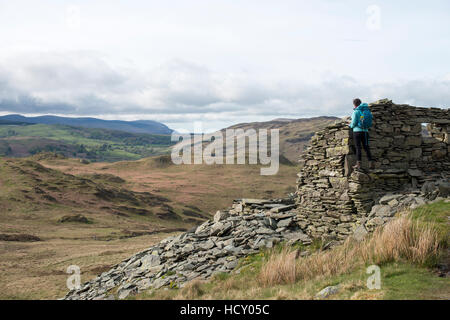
[353,131,372,162]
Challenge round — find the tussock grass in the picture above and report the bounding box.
[362,217,439,265]
[259,215,441,287]
[259,248,298,287]
[179,280,205,299]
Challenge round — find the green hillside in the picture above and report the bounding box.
[0,123,175,162]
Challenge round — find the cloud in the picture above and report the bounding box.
[0,51,449,130]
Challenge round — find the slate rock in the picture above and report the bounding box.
[315,285,340,299]
[214,210,229,222]
[353,225,368,242]
[277,218,293,228]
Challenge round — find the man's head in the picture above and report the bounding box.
[353,98,362,108]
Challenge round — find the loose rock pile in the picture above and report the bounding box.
[362,179,450,233]
[63,199,312,300]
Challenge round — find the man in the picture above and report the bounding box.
[349,98,374,170]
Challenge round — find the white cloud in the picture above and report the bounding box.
[0,51,449,132]
[0,1,449,131]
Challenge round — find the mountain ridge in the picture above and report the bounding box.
[0,114,173,135]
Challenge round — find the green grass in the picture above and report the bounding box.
[380,263,449,299]
[0,123,174,162]
[410,200,450,246]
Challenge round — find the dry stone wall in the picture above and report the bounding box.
[295,99,450,241]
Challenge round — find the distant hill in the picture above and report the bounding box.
[0,114,173,135]
[174,116,339,163]
[0,119,31,126]
[225,116,339,162]
[0,123,175,162]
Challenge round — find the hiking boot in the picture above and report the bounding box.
[352,161,362,170]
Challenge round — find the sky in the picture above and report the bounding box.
[0,0,449,132]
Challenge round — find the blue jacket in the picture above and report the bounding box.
[350,103,369,132]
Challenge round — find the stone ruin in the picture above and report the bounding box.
[295,99,450,241]
[64,98,450,300]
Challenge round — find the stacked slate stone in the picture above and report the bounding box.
[348,99,450,213]
[296,119,356,241]
[296,99,450,241]
[368,99,449,174]
[63,199,311,300]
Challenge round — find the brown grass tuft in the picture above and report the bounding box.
[258,215,440,287]
[259,248,297,287]
[362,216,440,265]
[178,279,205,299]
[218,277,240,291]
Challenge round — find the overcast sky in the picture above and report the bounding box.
[0,0,449,132]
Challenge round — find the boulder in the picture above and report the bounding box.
[200,239,216,250]
[140,255,160,270]
[407,169,423,177]
[315,285,340,299]
[437,181,450,197]
[210,222,232,236]
[214,210,229,222]
[241,199,271,205]
[379,194,402,205]
[370,205,395,217]
[269,204,295,213]
[353,225,368,242]
[277,218,293,228]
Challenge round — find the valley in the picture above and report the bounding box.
[0,155,298,299]
[0,123,174,161]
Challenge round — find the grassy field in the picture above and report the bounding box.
[131,201,450,300]
[0,155,298,299]
[40,155,299,215]
[0,123,174,161]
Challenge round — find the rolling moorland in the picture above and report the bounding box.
[1,115,336,299]
[0,155,299,299]
[0,115,448,300]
